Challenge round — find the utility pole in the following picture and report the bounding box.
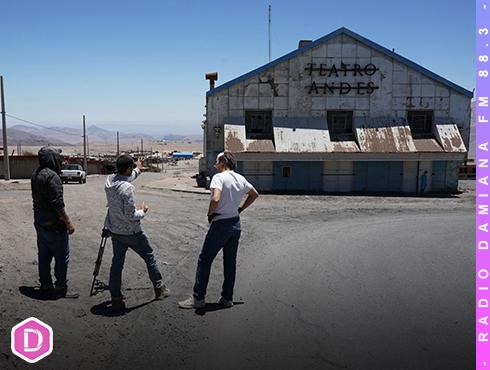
[1,76,10,180]
[116,131,120,157]
[83,115,87,171]
[87,135,90,157]
[141,138,144,155]
[268,5,272,62]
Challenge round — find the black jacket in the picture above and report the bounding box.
[31,147,65,225]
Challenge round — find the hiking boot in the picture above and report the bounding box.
[111,296,126,312]
[154,282,171,300]
[178,296,205,309]
[218,297,233,308]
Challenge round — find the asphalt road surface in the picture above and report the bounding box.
[0,173,475,370]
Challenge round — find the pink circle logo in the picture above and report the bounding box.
[11,317,53,363]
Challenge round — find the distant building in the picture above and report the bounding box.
[172,152,194,160]
[202,27,472,193]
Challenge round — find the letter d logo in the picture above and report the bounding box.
[24,328,43,352]
[11,317,53,363]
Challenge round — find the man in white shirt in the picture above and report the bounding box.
[179,152,259,309]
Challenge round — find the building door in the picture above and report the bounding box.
[402,161,418,193]
[353,162,403,192]
[241,161,273,191]
[323,161,354,192]
[431,161,447,192]
[273,161,322,192]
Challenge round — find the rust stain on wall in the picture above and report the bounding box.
[395,127,412,152]
[247,140,275,152]
[332,142,359,152]
[225,131,245,152]
[357,123,415,153]
[435,124,466,152]
[443,137,452,152]
[413,139,443,152]
[450,135,462,148]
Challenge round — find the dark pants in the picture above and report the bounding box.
[109,232,162,298]
[193,216,241,301]
[35,224,69,289]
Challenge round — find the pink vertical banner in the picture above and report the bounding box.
[477,1,490,369]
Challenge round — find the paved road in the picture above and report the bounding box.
[0,174,475,369]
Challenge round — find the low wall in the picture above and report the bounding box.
[0,156,115,179]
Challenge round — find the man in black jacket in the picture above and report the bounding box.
[31,147,76,298]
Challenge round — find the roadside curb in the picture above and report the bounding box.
[170,187,210,195]
[142,184,210,195]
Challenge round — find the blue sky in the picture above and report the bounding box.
[1,0,475,135]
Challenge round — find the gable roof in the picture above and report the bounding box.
[207,27,473,98]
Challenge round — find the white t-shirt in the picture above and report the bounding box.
[210,170,253,222]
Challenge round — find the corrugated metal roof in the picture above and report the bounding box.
[273,127,329,152]
[330,141,360,152]
[433,123,467,152]
[413,138,444,152]
[355,118,416,153]
[246,140,275,152]
[224,121,467,154]
[207,27,472,98]
[224,125,275,152]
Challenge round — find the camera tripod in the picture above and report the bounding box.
[90,229,111,296]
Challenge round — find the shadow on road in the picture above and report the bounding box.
[19,286,79,300]
[195,301,244,316]
[19,286,55,301]
[90,281,152,297]
[90,300,154,317]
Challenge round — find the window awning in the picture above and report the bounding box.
[223,117,467,155]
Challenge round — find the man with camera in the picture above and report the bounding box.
[104,154,169,312]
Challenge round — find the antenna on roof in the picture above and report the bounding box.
[268,5,272,62]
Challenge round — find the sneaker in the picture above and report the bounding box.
[218,297,233,308]
[154,282,171,300]
[53,286,79,299]
[178,296,205,309]
[111,296,126,312]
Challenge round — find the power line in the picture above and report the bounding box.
[5,113,81,137]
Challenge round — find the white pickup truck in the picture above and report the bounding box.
[61,164,87,184]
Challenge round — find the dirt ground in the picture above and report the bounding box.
[0,164,475,369]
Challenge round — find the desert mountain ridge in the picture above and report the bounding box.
[1,125,201,146]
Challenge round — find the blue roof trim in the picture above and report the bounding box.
[207,27,473,98]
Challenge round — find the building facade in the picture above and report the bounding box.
[202,27,472,193]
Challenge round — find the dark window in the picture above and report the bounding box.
[327,110,354,140]
[282,166,292,177]
[245,110,273,140]
[407,110,433,135]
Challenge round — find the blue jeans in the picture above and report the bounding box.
[109,232,162,298]
[35,224,69,289]
[193,216,241,301]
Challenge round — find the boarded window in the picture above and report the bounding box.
[407,110,433,135]
[327,110,354,140]
[282,166,292,177]
[245,110,273,140]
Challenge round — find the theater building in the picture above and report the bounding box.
[201,27,472,193]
